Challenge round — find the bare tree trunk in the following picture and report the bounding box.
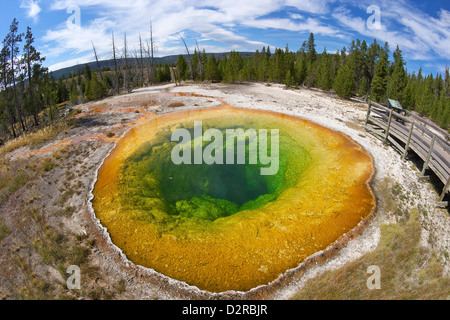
[6,104,16,138]
[92,42,103,81]
[11,61,25,132]
[145,41,151,83]
[112,32,120,94]
[195,39,203,81]
[139,33,145,86]
[133,49,141,88]
[123,33,131,92]
[26,56,38,126]
[150,21,155,84]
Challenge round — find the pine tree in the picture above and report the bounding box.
[440,105,450,130]
[224,51,243,83]
[445,66,450,98]
[387,45,407,103]
[23,26,45,126]
[271,48,286,83]
[367,39,381,84]
[416,75,434,116]
[91,74,106,100]
[317,48,333,91]
[0,45,16,137]
[69,78,79,105]
[348,40,362,87]
[370,47,389,102]
[42,75,58,123]
[84,77,93,101]
[3,18,25,132]
[306,33,317,65]
[57,78,68,103]
[402,79,414,110]
[163,64,171,82]
[205,55,220,82]
[305,33,318,87]
[191,50,199,81]
[176,55,188,81]
[359,77,368,97]
[257,48,270,82]
[284,70,295,87]
[295,50,308,86]
[334,62,355,99]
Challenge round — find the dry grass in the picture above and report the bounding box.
[291,208,449,300]
[0,122,68,157]
[290,180,449,300]
[0,219,11,241]
[0,161,30,205]
[345,121,364,132]
[19,207,120,300]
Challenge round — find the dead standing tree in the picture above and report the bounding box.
[195,39,204,81]
[122,33,132,93]
[145,21,156,85]
[138,33,145,86]
[178,33,194,82]
[91,42,103,81]
[132,47,143,87]
[111,31,120,94]
[92,42,103,82]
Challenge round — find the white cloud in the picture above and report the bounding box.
[40,0,449,73]
[396,8,450,59]
[331,3,450,62]
[289,13,304,20]
[43,0,281,66]
[285,0,335,14]
[242,17,344,38]
[20,0,42,22]
[48,54,92,71]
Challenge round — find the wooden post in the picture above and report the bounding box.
[421,135,436,177]
[402,122,415,160]
[365,101,372,127]
[439,176,450,202]
[384,109,393,143]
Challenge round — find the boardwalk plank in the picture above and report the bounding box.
[365,101,450,206]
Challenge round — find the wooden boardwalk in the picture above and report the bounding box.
[364,100,450,207]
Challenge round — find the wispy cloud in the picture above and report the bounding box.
[331,1,450,62]
[20,0,42,22]
[285,0,336,14]
[39,0,449,72]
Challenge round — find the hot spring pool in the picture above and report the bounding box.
[92,105,375,293]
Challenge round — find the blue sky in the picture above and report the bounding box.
[1,0,449,75]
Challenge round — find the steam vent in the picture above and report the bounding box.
[92,106,375,293]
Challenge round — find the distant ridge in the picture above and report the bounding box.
[49,52,255,80]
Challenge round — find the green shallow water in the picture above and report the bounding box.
[119,119,311,223]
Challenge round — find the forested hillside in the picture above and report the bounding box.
[191,33,450,130]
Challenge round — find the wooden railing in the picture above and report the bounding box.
[364,100,450,207]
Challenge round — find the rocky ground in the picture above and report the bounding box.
[0,82,448,300]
